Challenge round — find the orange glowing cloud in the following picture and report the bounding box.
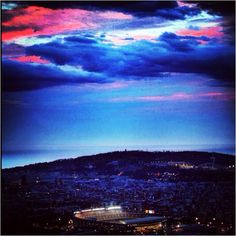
[11,55,50,64]
[177,26,224,38]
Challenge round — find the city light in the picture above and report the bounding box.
[91,207,105,211]
[74,206,122,215]
[145,209,155,214]
[81,209,92,213]
[107,206,122,210]
[73,211,81,214]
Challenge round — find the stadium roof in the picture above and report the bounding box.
[121,216,165,225]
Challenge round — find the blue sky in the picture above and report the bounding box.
[2,1,235,159]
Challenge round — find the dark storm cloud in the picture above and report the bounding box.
[158,32,200,52]
[19,1,177,15]
[194,1,235,17]
[156,6,200,20]
[2,6,22,22]
[26,42,75,65]
[25,41,111,73]
[1,25,28,33]
[2,2,235,92]
[194,1,235,42]
[18,33,234,88]
[117,37,235,82]
[2,59,108,91]
[14,1,200,20]
[65,36,97,44]
[6,1,234,20]
[2,43,25,57]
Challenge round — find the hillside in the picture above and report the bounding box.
[3,150,234,172]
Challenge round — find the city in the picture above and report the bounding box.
[2,151,235,234]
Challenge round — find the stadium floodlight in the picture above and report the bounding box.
[81,209,92,213]
[107,206,122,210]
[73,211,81,214]
[91,207,105,211]
[119,220,126,224]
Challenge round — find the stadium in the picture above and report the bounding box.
[73,206,165,234]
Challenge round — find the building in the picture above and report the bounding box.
[73,206,165,234]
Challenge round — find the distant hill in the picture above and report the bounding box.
[3,150,235,174]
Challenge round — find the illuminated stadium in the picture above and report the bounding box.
[73,206,165,234]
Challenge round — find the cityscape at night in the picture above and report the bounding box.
[1,1,235,235]
[2,151,235,234]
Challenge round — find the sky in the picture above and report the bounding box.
[2,1,235,164]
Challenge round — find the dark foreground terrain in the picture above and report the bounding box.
[2,150,235,235]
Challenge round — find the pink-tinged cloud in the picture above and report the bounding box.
[176,26,224,38]
[2,28,35,41]
[105,34,156,46]
[177,0,196,8]
[176,0,197,8]
[197,39,208,45]
[110,92,234,102]
[202,92,223,97]
[201,92,235,100]
[2,6,95,41]
[2,6,132,42]
[11,55,50,64]
[94,81,134,90]
[98,11,133,19]
[3,6,93,28]
[139,93,192,102]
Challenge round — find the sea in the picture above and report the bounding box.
[2,144,235,169]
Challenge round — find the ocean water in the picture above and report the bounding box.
[2,145,235,169]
